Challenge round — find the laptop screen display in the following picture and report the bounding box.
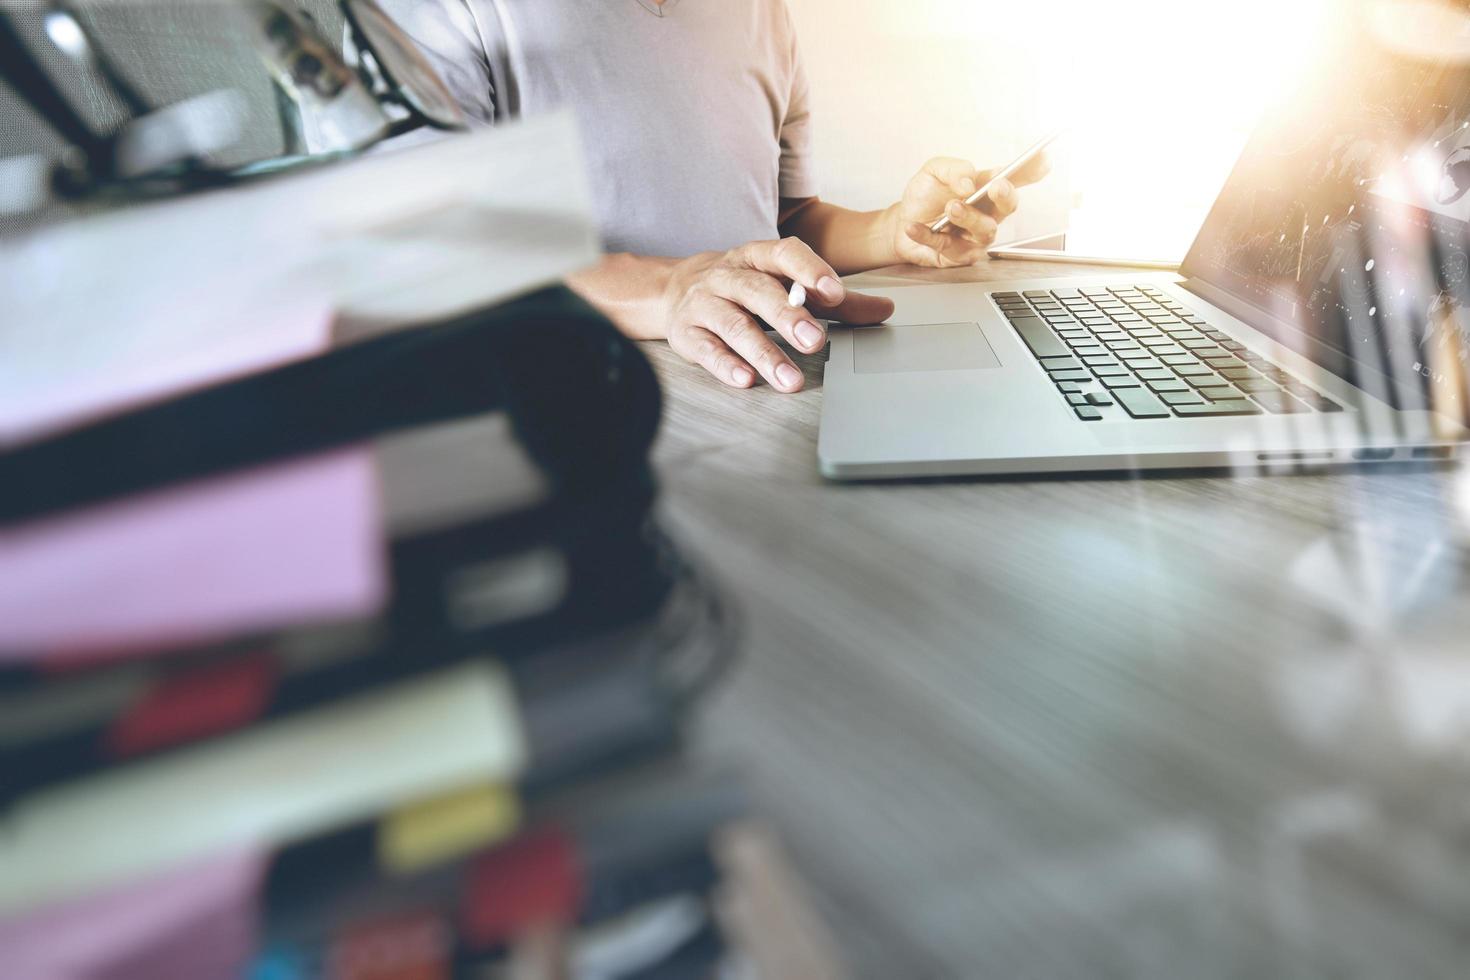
[1181,4,1470,418]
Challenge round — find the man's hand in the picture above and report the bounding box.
[662,238,894,392]
[886,154,1049,268]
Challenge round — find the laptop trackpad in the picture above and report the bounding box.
[852,322,1001,374]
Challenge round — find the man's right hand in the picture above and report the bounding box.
[661,238,894,392]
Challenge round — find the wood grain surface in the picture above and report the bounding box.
[644,259,1470,979]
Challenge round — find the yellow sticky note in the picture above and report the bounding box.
[378,783,521,875]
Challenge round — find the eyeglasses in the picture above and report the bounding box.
[341,0,467,133]
[0,0,470,212]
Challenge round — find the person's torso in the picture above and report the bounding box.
[476,0,798,256]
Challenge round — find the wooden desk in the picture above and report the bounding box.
[643,260,1470,979]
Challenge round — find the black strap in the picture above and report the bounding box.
[0,286,662,524]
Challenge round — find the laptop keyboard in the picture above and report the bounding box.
[993,286,1344,421]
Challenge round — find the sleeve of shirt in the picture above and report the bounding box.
[367,0,498,125]
[777,3,819,199]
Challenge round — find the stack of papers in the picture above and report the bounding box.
[0,114,794,979]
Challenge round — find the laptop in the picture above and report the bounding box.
[819,13,1470,479]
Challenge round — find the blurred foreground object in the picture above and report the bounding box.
[0,1,248,209]
[244,0,388,154]
[0,111,835,977]
[0,0,469,217]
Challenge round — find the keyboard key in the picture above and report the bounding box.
[1114,386,1172,418]
[1203,355,1244,369]
[1049,369,1092,382]
[1094,364,1130,377]
[1159,353,1196,365]
[1081,355,1116,366]
[1173,400,1264,417]
[1195,385,1242,401]
[1252,390,1311,414]
[1159,390,1204,405]
[1040,355,1082,370]
[1067,392,1089,406]
[1102,375,1143,389]
[1009,317,1070,358]
[1234,377,1280,394]
[1071,345,1106,357]
[1075,406,1104,421]
[1174,363,1216,377]
[1308,394,1344,412]
[1218,366,1260,381]
[1056,381,1088,393]
[1118,352,1157,364]
[1136,368,1174,381]
[1086,391,1115,406]
[1145,378,1189,393]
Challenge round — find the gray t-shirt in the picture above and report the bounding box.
[374,0,817,257]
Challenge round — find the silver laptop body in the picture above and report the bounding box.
[819,271,1464,479]
[818,20,1470,480]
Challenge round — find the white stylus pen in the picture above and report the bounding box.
[787,281,807,307]
[929,129,1064,234]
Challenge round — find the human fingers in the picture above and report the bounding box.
[697,296,805,392]
[709,267,827,354]
[1011,149,1051,187]
[807,288,896,324]
[938,199,1001,247]
[974,176,1018,221]
[668,322,756,388]
[901,220,990,268]
[731,237,846,308]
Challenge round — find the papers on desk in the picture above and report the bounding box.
[0,111,600,449]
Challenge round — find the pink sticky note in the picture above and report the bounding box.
[0,449,387,663]
[0,848,265,980]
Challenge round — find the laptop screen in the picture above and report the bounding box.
[1180,3,1470,419]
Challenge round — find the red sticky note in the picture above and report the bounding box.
[326,912,453,980]
[459,828,581,948]
[106,655,277,758]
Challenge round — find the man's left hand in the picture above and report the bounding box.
[886,154,1049,268]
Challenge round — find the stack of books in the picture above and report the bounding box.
[0,294,791,977]
[0,116,843,979]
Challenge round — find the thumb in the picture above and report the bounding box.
[811,289,894,325]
